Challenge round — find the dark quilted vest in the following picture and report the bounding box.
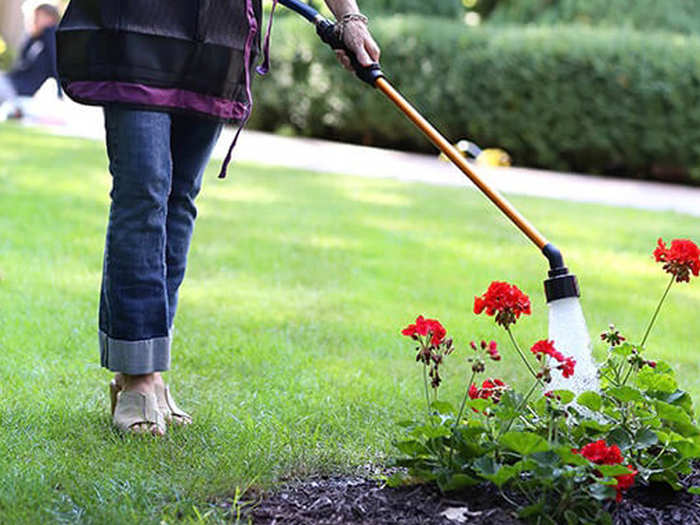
[56,0,263,120]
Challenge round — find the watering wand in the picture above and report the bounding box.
[277,0,598,391]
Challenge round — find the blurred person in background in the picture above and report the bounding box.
[56,0,380,436]
[0,3,61,118]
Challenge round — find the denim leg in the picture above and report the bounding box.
[165,115,222,328]
[99,106,173,374]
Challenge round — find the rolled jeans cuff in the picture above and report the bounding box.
[99,331,171,374]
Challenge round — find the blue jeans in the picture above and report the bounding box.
[99,106,222,374]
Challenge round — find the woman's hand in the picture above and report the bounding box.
[334,16,381,71]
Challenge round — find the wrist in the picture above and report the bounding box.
[336,13,369,45]
[325,0,361,18]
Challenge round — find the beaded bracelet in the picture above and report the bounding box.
[336,13,369,42]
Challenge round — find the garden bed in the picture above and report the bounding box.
[247,464,700,524]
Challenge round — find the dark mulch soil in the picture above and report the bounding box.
[245,465,700,525]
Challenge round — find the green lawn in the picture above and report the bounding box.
[0,124,698,524]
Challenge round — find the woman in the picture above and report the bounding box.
[0,4,61,118]
[57,0,380,435]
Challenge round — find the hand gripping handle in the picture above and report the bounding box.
[315,19,384,87]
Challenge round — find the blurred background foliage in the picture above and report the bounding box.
[0,36,13,70]
[251,0,700,183]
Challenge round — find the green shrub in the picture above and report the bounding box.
[0,37,13,71]
[250,16,700,183]
[359,0,462,18]
[487,0,700,35]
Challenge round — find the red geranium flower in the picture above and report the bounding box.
[468,378,507,402]
[401,315,447,347]
[653,238,700,283]
[474,281,531,328]
[531,340,563,361]
[615,466,638,502]
[531,340,576,379]
[558,357,576,378]
[574,440,624,465]
[574,441,637,502]
[486,340,501,361]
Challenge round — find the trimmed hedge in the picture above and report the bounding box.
[250,16,700,182]
[487,0,700,35]
[359,0,462,18]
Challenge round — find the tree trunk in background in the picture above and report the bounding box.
[0,0,26,52]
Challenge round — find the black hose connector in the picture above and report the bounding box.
[542,243,580,302]
[278,0,318,22]
[316,20,384,87]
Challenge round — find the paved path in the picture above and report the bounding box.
[19,94,700,217]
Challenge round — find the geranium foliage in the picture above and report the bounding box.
[392,238,700,524]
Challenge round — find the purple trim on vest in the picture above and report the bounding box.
[217,0,260,179]
[257,0,278,76]
[66,81,248,120]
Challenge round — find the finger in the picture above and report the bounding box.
[366,37,381,62]
[353,45,373,67]
[335,50,353,71]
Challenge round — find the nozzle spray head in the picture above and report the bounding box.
[542,243,580,303]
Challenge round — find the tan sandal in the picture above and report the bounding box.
[154,383,192,426]
[112,390,166,436]
[110,378,191,426]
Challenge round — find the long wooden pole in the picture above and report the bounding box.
[375,77,549,251]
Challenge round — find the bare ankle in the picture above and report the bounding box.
[121,373,156,393]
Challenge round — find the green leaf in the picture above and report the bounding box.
[577,391,603,411]
[394,440,429,456]
[598,464,636,477]
[472,455,497,475]
[671,440,700,459]
[530,450,560,467]
[655,401,693,425]
[439,473,480,491]
[607,427,633,451]
[663,390,687,404]
[518,502,545,519]
[500,431,550,455]
[688,486,700,495]
[552,389,575,404]
[611,342,635,357]
[555,446,590,466]
[607,385,645,403]
[430,400,455,415]
[579,419,613,433]
[467,398,491,412]
[598,477,620,486]
[481,464,520,487]
[637,368,678,393]
[633,428,659,449]
[386,471,412,487]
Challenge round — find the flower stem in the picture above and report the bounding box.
[640,274,674,348]
[506,327,545,388]
[454,370,477,430]
[500,380,539,437]
[422,362,431,420]
[449,369,477,466]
